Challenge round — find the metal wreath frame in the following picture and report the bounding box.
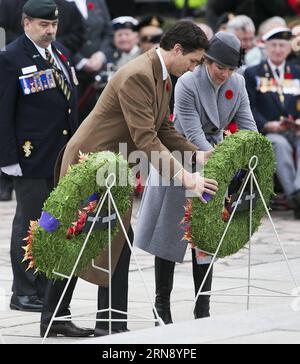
[190,155,300,318]
[42,173,164,344]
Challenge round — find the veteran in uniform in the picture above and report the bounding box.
[134,32,257,324]
[244,27,300,218]
[0,0,79,314]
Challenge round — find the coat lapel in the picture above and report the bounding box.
[149,48,170,127]
[194,66,220,128]
[22,34,50,71]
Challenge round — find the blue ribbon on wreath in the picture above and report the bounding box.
[38,211,60,233]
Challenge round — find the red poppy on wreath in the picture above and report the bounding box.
[285,73,293,80]
[87,2,95,10]
[225,89,234,100]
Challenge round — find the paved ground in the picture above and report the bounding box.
[0,195,300,344]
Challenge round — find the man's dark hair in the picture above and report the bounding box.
[160,20,209,54]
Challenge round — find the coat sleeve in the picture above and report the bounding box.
[235,76,258,132]
[174,76,213,151]
[118,74,197,180]
[0,52,19,167]
[244,67,268,133]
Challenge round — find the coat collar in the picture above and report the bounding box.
[192,65,240,128]
[147,48,171,124]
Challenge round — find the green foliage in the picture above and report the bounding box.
[31,152,134,279]
[190,131,275,258]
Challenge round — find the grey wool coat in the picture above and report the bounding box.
[134,65,258,263]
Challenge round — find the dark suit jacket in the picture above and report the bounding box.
[244,61,300,132]
[72,0,114,66]
[0,0,84,55]
[0,34,78,178]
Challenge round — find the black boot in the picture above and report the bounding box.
[154,256,175,326]
[192,249,213,319]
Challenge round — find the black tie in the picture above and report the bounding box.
[45,48,71,101]
[275,68,280,78]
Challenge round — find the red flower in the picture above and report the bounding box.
[59,52,67,63]
[165,81,170,93]
[285,73,293,79]
[225,90,234,100]
[87,2,94,10]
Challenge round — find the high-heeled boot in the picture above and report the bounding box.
[192,249,213,319]
[154,256,175,326]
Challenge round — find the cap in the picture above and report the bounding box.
[112,16,138,32]
[205,31,242,68]
[137,15,164,31]
[23,0,58,20]
[262,27,292,42]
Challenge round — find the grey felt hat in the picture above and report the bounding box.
[205,31,242,68]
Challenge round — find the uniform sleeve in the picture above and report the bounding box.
[244,67,268,133]
[235,76,258,132]
[0,52,19,167]
[118,74,195,180]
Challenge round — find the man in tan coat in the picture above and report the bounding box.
[41,20,218,337]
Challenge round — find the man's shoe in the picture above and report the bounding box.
[0,189,12,201]
[40,321,94,337]
[94,327,130,337]
[10,295,43,312]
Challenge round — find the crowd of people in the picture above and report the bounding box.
[0,0,300,338]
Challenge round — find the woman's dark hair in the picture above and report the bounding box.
[160,20,209,55]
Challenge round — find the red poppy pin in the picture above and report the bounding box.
[225,90,234,100]
[59,52,67,63]
[166,81,170,93]
[87,2,95,10]
[285,73,293,79]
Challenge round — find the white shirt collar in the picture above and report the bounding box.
[156,48,168,81]
[267,59,285,81]
[25,33,53,60]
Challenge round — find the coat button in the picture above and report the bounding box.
[68,109,72,114]
[63,130,69,136]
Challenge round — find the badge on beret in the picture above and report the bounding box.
[23,141,33,158]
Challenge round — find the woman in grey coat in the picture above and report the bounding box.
[134,32,258,324]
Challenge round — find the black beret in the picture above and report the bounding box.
[23,0,59,21]
[137,15,164,31]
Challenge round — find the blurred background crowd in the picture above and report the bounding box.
[1,0,300,215]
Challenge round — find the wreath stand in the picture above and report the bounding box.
[42,174,163,344]
[191,155,300,318]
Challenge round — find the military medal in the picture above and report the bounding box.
[22,141,33,157]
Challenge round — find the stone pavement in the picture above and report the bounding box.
[0,195,300,344]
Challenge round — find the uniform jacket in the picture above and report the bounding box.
[72,0,114,66]
[59,48,198,180]
[0,0,84,55]
[244,61,300,132]
[0,34,78,178]
[134,65,257,263]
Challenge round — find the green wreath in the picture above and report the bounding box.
[189,131,275,258]
[24,151,134,279]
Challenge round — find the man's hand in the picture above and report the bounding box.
[83,52,105,73]
[264,121,285,133]
[1,163,22,176]
[181,170,218,204]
